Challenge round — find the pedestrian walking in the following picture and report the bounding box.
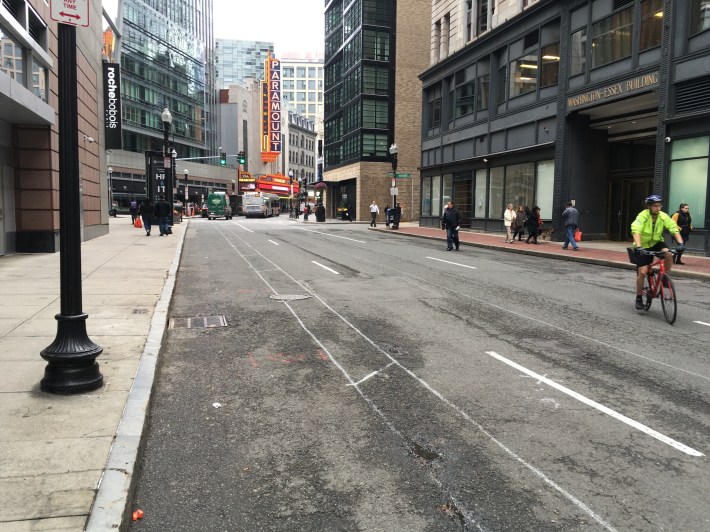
[154,195,172,236]
[503,203,516,243]
[369,200,379,227]
[561,202,580,251]
[512,205,527,241]
[393,203,402,229]
[138,198,155,236]
[129,197,138,224]
[384,204,390,227]
[441,201,460,251]
[671,203,692,264]
[525,206,541,244]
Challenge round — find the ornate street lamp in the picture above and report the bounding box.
[107,166,116,217]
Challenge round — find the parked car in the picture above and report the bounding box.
[201,203,208,217]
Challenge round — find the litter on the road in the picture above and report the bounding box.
[212,402,222,408]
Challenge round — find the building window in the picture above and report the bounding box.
[364,0,390,26]
[488,166,504,218]
[362,98,388,128]
[474,169,487,217]
[691,0,710,34]
[669,137,708,229]
[455,75,475,118]
[570,28,587,76]
[477,0,489,36]
[475,75,489,111]
[421,176,432,216]
[466,0,473,41]
[426,86,442,129]
[283,66,294,77]
[363,30,389,61]
[504,163,535,213]
[591,7,633,69]
[536,160,554,218]
[363,64,389,95]
[509,54,537,98]
[639,0,663,50]
[432,175,442,216]
[344,0,361,39]
[497,66,507,103]
[540,43,559,87]
[361,132,388,157]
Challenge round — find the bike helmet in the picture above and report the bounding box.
[645,194,662,204]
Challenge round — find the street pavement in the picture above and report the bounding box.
[0,214,707,531]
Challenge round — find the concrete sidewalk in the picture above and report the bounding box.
[1,215,707,532]
[0,216,186,531]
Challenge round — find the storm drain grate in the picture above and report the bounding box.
[170,315,228,329]
[269,294,312,301]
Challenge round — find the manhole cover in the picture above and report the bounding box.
[269,294,312,301]
[170,315,228,329]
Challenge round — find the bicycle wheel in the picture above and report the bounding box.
[643,274,653,310]
[659,274,677,325]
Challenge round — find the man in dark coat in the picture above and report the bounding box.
[154,195,172,236]
[441,201,461,251]
[561,201,580,251]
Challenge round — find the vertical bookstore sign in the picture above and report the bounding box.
[103,63,123,149]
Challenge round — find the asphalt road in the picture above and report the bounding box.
[130,217,710,532]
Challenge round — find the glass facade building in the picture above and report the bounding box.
[119,0,218,160]
[323,0,396,169]
[215,39,273,88]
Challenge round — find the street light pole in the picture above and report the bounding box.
[288,169,294,217]
[389,142,398,229]
[160,107,173,227]
[184,168,189,214]
[107,166,115,217]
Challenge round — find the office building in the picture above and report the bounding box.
[1,0,106,253]
[111,0,233,208]
[216,39,274,88]
[420,0,709,255]
[280,54,324,137]
[322,0,431,221]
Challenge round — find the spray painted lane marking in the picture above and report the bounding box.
[312,261,340,275]
[694,321,710,328]
[296,227,366,244]
[348,362,396,387]
[214,224,616,531]
[427,257,478,270]
[232,222,254,233]
[487,351,703,457]
[268,239,280,246]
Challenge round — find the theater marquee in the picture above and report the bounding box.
[261,54,281,163]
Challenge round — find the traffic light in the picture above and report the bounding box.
[238,151,246,165]
[219,152,226,166]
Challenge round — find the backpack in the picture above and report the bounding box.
[130,200,137,209]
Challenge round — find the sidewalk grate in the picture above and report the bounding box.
[269,294,312,301]
[170,315,228,329]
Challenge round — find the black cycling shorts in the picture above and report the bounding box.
[635,242,668,268]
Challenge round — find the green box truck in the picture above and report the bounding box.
[207,192,233,220]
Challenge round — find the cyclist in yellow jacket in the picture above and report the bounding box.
[631,195,685,310]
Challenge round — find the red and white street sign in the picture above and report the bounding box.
[50,0,89,27]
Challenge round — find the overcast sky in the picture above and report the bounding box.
[214,0,324,57]
[103,0,325,57]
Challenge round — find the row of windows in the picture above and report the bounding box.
[421,160,554,221]
[288,150,315,167]
[282,79,323,90]
[288,134,316,151]
[282,66,324,79]
[283,91,321,103]
[325,132,389,166]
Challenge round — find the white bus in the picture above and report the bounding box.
[242,192,281,218]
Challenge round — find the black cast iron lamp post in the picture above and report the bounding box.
[107,166,115,217]
[389,143,398,229]
[40,23,103,394]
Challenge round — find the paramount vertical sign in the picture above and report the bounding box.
[102,62,123,149]
[261,54,281,162]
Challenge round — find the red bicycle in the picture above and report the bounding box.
[631,248,679,324]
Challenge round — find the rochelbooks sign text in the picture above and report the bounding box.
[567,72,659,111]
